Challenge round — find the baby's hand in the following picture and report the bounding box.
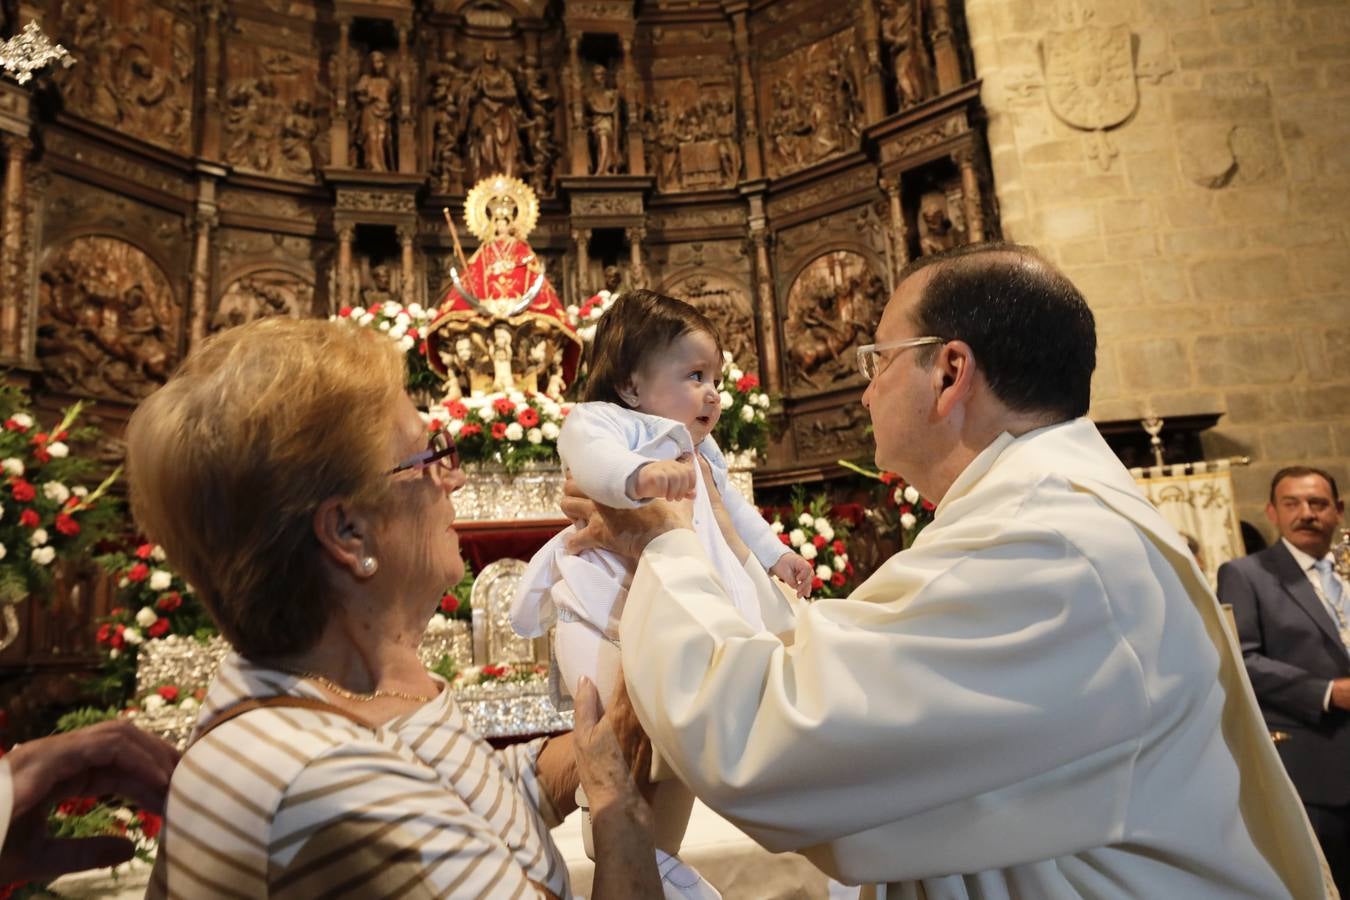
[632,457,697,502]
[771,552,815,598]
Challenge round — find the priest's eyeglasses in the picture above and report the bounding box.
[856,337,946,381]
[389,431,460,477]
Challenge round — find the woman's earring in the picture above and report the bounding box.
[360,556,378,576]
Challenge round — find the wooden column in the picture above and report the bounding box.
[748,221,782,395]
[573,227,591,297]
[397,25,416,174]
[727,4,763,182]
[189,172,221,347]
[621,37,644,176]
[331,17,351,169]
[879,175,909,279]
[929,0,963,94]
[0,136,30,361]
[955,149,985,243]
[198,0,225,160]
[337,224,355,308]
[858,0,888,123]
[625,225,647,289]
[398,225,416,304]
[567,36,588,176]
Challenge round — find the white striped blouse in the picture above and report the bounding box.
[147,654,571,898]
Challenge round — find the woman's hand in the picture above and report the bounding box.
[573,674,653,812]
[562,477,693,563]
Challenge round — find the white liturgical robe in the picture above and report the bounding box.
[621,418,1328,899]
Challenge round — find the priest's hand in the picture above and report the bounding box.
[561,476,693,563]
[0,719,179,882]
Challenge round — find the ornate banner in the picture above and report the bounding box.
[1132,463,1244,588]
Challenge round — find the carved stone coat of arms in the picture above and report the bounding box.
[1040,23,1138,168]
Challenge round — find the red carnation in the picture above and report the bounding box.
[517,407,539,428]
[54,513,80,536]
[109,625,125,650]
[31,432,47,446]
[492,397,516,416]
[446,401,469,420]
[490,421,508,440]
[135,544,154,560]
[736,374,759,392]
[831,572,846,587]
[96,623,112,644]
[64,496,80,510]
[3,417,26,432]
[338,306,353,318]
[33,449,50,464]
[459,423,482,438]
[811,577,824,590]
[899,503,913,515]
[148,617,171,638]
[832,539,846,555]
[10,480,34,502]
[778,533,790,545]
[879,471,897,485]
[136,811,163,839]
[57,797,97,817]
[127,563,150,583]
[812,534,827,548]
[921,499,936,512]
[846,562,855,576]
[156,592,182,613]
[440,594,459,614]
[156,684,178,701]
[18,509,38,528]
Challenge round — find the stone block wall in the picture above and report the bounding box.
[965,0,1350,532]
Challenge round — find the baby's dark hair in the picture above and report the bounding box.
[581,290,722,405]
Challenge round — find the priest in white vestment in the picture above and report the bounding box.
[562,243,1331,900]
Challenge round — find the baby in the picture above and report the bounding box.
[512,290,811,899]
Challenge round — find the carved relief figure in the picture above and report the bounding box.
[37,237,179,401]
[437,331,488,400]
[643,80,739,192]
[784,251,886,391]
[462,47,524,181]
[521,61,558,196]
[761,31,866,178]
[212,270,313,332]
[665,274,758,371]
[917,190,965,255]
[354,50,396,172]
[361,264,399,308]
[223,47,323,181]
[429,67,468,193]
[585,64,621,176]
[881,0,935,109]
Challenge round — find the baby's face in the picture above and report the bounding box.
[629,330,722,445]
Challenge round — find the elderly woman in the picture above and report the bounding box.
[129,317,660,898]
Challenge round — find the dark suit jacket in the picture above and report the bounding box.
[1219,541,1350,805]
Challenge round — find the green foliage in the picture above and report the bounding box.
[54,706,120,733]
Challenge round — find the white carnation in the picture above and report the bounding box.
[798,513,814,527]
[813,517,830,533]
[0,542,7,560]
[389,324,407,340]
[135,607,158,628]
[11,413,32,428]
[149,570,173,591]
[788,528,806,548]
[0,502,4,520]
[108,646,120,659]
[739,405,755,422]
[1,458,22,476]
[833,555,847,571]
[381,301,400,318]
[427,614,450,634]
[43,482,70,504]
[504,422,524,441]
[722,350,734,365]
[398,335,415,354]
[151,545,166,561]
[818,524,835,542]
[46,442,69,459]
[394,311,411,326]
[527,427,543,444]
[406,303,425,318]
[72,486,89,499]
[31,546,55,565]
[719,391,734,410]
[29,528,47,547]
[900,512,918,530]
[122,627,143,645]
[179,696,199,712]
[448,419,464,437]
[541,422,560,440]
[770,520,784,534]
[141,693,165,713]
[815,564,832,581]
[903,485,921,504]
[729,367,744,383]
[800,543,818,561]
[358,312,375,326]
[588,306,603,320]
[378,320,391,332]
[350,306,366,319]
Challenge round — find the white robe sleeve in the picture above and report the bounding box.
[557,404,654,509]
[0,756,11,852]
[620,526,1150,869]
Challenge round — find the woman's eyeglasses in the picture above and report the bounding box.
[388,431,460,477]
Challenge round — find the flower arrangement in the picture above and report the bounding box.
[839,460,936,549]
[565,290,617,344]
[332,300,441,396]
[766,493,856,599]
[714,352,772,458]
[426,391,570,474]
[0,390,120,607]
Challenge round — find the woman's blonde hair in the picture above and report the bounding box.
[126,317,405,659]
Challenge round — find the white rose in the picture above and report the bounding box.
[0,502,4,520]
[509,391,526,403]
[389,324,407,340]
[142,693,165,713]
[427,614,449,634]
[579,325,596,343]
[729,367,744,383]
[739,405,755,422]
[47,442,69,459]
[527,427,543,444]
[350,306,366,319]
[798,513,815,527]
[818,524,835,542]
[72,486,89,499]
[378,320,391,332]
[541,422,560,440]
[394,311,411,326]
[813,517,829,533]
[903,485,921,504]
[504,422,524,441]
[757,393,770,409]
[815,564,832,581]
[566,304,579,319]
[151,545,166,561]
[135,607,158,628]
[718,391,733,410]
[31,546,55,565]
[29,528,47,547]
[900,512,918,530]
[406,303,425,318]
[788,528,806,548]
[381,301,401,318]
[122,627,143,645]
[833,555,847,571]
[800,543,818,561]
[43,482,70,504]
[588,306,603,320]
[11,413,33,429]
[149,570,172,591]
[770,520,784,534]
[1,458,22,476]
[179,696,199,712]
[398,335,415,354]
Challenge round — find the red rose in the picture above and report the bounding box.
[127,563,150,583]
[736,373,759,392]
[96,623,112,643]
[156,592,182,613]
[31,432,47,446]
[459,423,482,438]
[338,306,353,318]
[440,594,459,614]
[109,625,125,650]
[135,544,154,560]
[492,397,516,417]
[446,401,469,420]
[831,572,846,587]
[517,407,539,427]
[148,617,171,638]
[491,421,508,440]
[10,480,34,502]
[832,539,846,555]
[812,534,826,548]
[54,513,80,536]
[55,430,68,441]
[33,449,50,464]
[156,684,178,701]
[778,533,791,545]
[3,417,26,432]
[811,577,824,590]
[18,509,38,528]
[136,811,163,839]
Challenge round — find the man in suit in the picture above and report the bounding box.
[1219,466,1350,893]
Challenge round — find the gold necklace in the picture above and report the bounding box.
[273,666,438,703]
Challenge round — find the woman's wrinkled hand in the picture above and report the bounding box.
[572,674,654,818]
